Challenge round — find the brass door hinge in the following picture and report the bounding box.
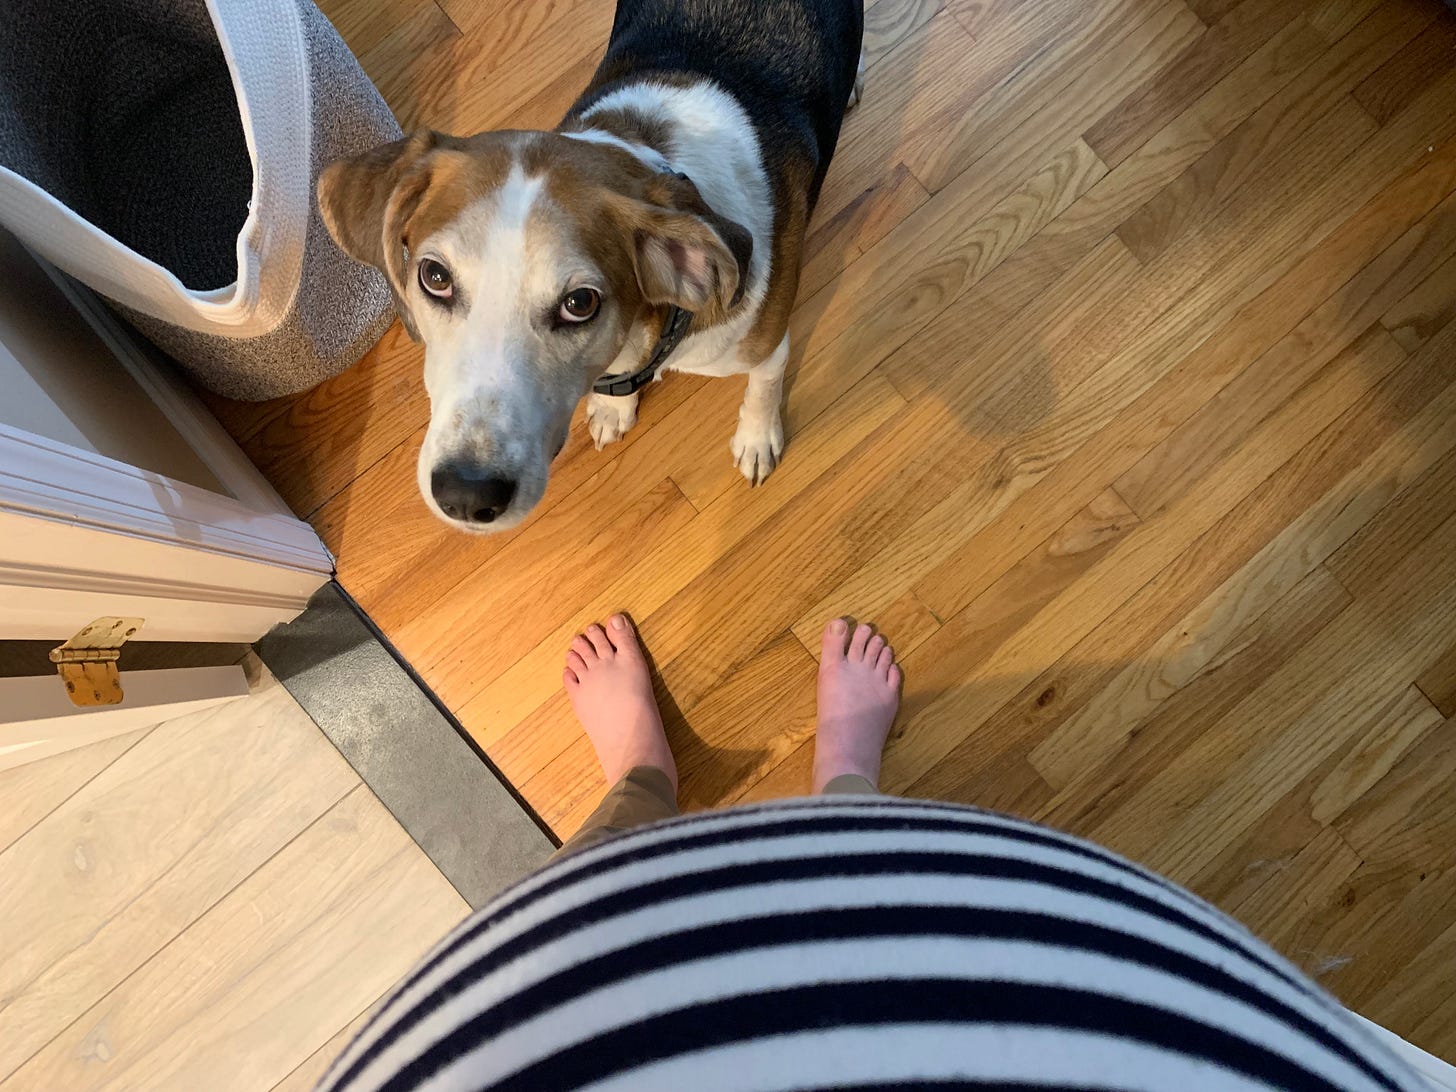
[50,617,144,707]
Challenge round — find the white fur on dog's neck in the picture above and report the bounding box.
[569,79,774,379]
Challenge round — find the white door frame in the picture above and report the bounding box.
[0,423,331,643]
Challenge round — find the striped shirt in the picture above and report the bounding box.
[319,798,1427,1091]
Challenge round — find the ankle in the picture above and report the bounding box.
[812,745,880,794]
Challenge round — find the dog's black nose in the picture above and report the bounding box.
[431,464,517,524]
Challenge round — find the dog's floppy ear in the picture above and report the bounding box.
[317,130,440,341]
[615,176,753,326]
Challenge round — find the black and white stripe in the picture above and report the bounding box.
[319,799,1425,1092]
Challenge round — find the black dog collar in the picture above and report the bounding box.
[593,168,704,399]
[592,304,694,398]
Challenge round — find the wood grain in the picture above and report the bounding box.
[214,0,1456,1058]
[0,729,149,853]
[0,665,467,1092]
[9,786,467,1092]
[0,676,360,1078]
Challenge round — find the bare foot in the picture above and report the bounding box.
[813,619,902,793]
[563,615,677,791]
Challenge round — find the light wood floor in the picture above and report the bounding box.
[209,0,1456,1058]
[0,660,468,1091]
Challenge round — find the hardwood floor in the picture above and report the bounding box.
[208,0,1456,1058]
[0,660,468,1091]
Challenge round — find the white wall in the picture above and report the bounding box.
[0,228,226,494]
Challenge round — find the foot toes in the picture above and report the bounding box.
[888,663,903,690]
[567,650,589,678]
[822,617,850,661]
[849,622,873,660]
[608,613,641,656]
[877,646,894,678]
[866,635,886,662]
[563,666,579,688]
[571,635,597,662]
[586,623,615,658]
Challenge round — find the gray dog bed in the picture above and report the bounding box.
[0,0,401,400]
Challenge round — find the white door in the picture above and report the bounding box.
[0,234,331,765]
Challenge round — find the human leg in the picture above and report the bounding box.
[813,618,901,794]
[554,615,678,859]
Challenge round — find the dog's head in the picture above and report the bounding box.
[317,130,751,532]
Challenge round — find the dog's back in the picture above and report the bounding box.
[571,0,863,211]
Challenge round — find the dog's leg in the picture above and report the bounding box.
[730,334,789,486]
[586,390,639,450]
[846,49,866,112]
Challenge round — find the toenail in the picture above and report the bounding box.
[832,619,847,635]
[610,614,628,631]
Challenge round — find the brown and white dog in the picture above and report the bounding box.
[318,0,864,532]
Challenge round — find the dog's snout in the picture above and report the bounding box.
[431,463,518,524]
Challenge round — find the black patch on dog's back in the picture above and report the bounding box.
[567,0,863,215]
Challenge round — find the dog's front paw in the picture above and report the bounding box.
[730,411,785,486]
[586,392,639,450]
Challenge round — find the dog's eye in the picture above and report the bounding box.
[559,287,600,323]
[419,259,453,299]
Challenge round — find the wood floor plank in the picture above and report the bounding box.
[0,729,148,854]
[269,1006,375,1092]
[317,0,437,60]
[8,785,467,1092]
[794,0,1205,406]
[1326,440,1456,598]
[674,629,822,812]
[1027,328,1430,788]
[1083,0,1314,168]
[1281,858,1456,1009]
[1351,9,1456,123]
[790,239,1142,636]
[798,163,931,301]
[879,8,1335,405]
[1028,565,1353,849]
[811,10,986,227]
[1114,193,1456,517]
[0,676,360,1080]
[1361,886,1456,1057]
[791,139,1109,422]
[729,737,815,805]
[912,79,1456,623]
[1096,510,1456,881]
[356,2,465,130]
[1230,826,1365,957]
[863,0,944,68]
[907,0,1205,192]
[1163,681,1438,935]
[1336,698,1456,864]
[1116,0,1435,265]
[1309,0,1407,42]
[1050,318,1455,805]
[886,304,1455,798]
[1309,683,1447,824]
[821,100,1432,768]
[398,3,615,136]
[1381,251,1456,352]
[222,322,428,520]
[1414,638,1456,718]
